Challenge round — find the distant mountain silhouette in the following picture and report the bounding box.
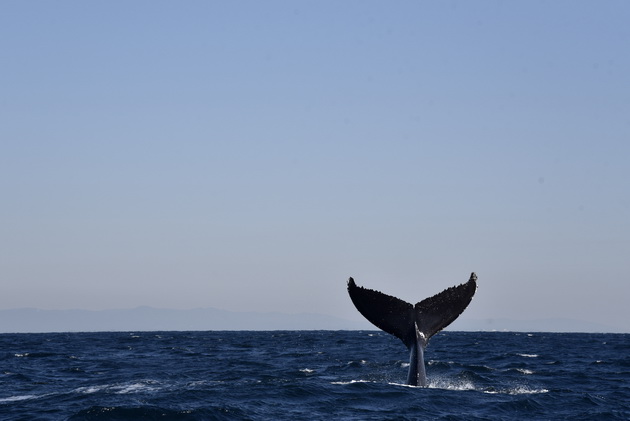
[0,308,624,333]
[450,317,625,334]
[0,307,368,333]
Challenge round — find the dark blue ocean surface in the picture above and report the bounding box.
[1,331,629,420]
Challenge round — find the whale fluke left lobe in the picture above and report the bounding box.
[347,277,416,347]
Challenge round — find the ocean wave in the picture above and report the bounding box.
[2,331,629,420]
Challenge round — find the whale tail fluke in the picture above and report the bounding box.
[347,273,477,348]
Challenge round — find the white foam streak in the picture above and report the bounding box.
[0,394,38,403]
[74,381,160,395]
[331,379,371,385]
[484,386,549,395]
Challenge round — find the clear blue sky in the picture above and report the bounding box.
[1,1,629,331]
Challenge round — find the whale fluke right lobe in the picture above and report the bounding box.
[414,272,478,341]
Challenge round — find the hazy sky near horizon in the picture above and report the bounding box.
[1,1,629,331]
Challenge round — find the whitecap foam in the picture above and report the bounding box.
[517,353,539,358]
[74,385,107,394]
[74,381,160,395]
[511,386,548,394]
[427,378,476,391]
[484,386,548,395]
[186,380,222,388]
[331,379,371,385]
[0,394,38,403]
[387,382,419,388]
[114,382,159,394]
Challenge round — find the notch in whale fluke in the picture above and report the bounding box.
[347,272,477,385]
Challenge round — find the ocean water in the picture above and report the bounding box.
[1,331,629,420]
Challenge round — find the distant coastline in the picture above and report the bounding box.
[0,307,625,334]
